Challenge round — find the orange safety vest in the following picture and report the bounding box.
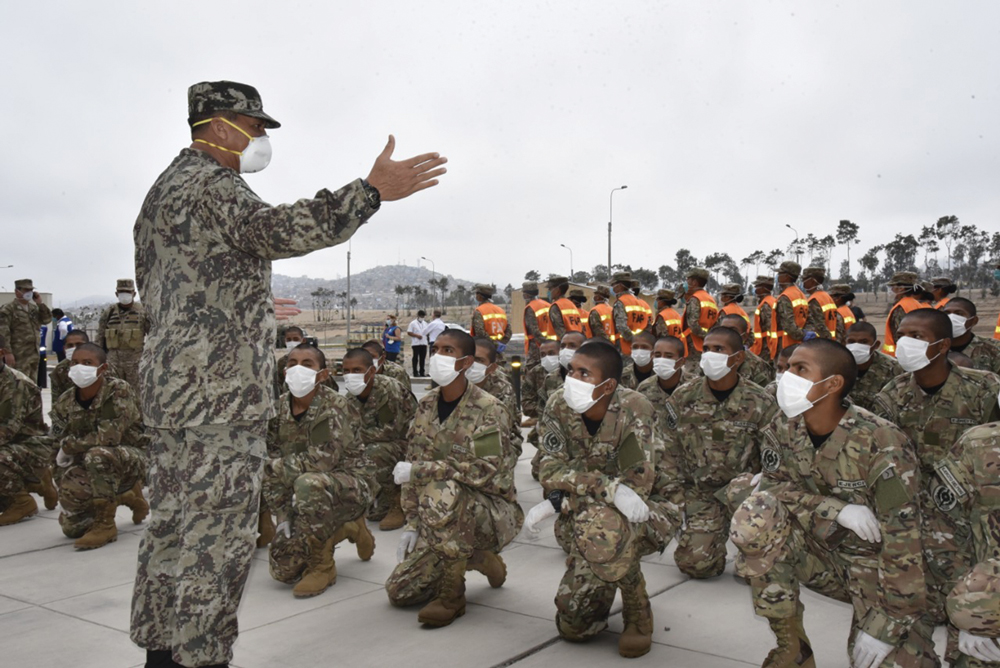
[808,291,838,338]
[995,312,1000,340]
[838,305,856,330]
[882,296,925,356]
[934,297,951,310]
[774,286,808,348]
[720,301,750,323]
[473,302,508,341]
[657,307,688,355]
[752,295,778,359]
[524,298,556,354]
[578,307,592,338]
[592,302,615,342]
[681,290,718,353]
[552,298,583,334]
[616,294,651,355]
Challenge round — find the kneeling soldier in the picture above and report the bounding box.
[947,560,1000,666]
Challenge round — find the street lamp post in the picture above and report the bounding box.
[420,256,437,309]
[560,244,573,278]
[346,241,352,343]
[608,185,628,278]
[785,224,800,264]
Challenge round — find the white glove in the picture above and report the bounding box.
[852,630,893,668]
[393,461,412,485]
[56,448,72,468]
[613,484,650,523]
[836,504,882,543]
[396,530,418,563]
[523,499,557,535]
[958,630,1000,663]
[751,472,763,493]
[275,521,291,539]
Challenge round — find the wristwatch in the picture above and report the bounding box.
[361,179,381,211]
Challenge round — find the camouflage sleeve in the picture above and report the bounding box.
[142,307,152,335]
[889,306,906,344]
[613,301,632,343]
[0,305,11,345]
[0,379,47,445]
[265,416,282,458]
[590,310,609,341]
[204,175,376,261]
[524,307,542,339]
[521,367,539,418]
[36,302,52,323]
[96,306,110,349]
[835,312,846,343]
[501,321,512,345]
[685,297,708,338]
[550,304,566,339]
[471,311,486,338]
[872,387,900,425]
[651,315,666,339]
[776,296,803,340]
[647,402,685,535]
[804,301,830,338]
[58,385,142,455]
[760,303,772,336]
[272,407,351,483]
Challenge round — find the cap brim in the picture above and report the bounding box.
[244,110,281,129]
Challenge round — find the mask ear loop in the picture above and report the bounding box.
[191,117,253,155]
[807,375,836,407]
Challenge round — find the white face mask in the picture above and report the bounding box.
[238,134,272,173]
[895,336,944,373]
[465,362,489,385]
[700,351,738,381]
[284,365,318,398]
[64,346,76,361]
[540,355,561,373]
[558,348,575,369]
[948,314,970,338]
[653,357,679,380]
[117,292,134,306]
[776,371,832,419]
[631,349,652,367]
[343,372,370,396]
[429,354,466,387]
[69,364,101,389]
[563,376,609,414]
[386,319,393,326]
[284,339,302,350]
[20,290,34,301]
[774,371,785,384]
[846,343,874,366]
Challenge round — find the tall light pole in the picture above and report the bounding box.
[608,185,628,279]
[560,244,573,278]
[421,256,437,310]
[346,241,352,343]
[785,224,800,264]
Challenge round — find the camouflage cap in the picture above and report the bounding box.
[687,267,710,282]
[574,505,636,583]
[611,272,632,286]
[717,472,757,512]
[474,283,495,297]
[774,261,801,278]
[729,491,789,578]
[116,278,135,292]
[594,285,611,299]
[931,276,955,288]
[14,278,33,290]
[568,288,586,300]
[187,81,281,129]
[753,275,775,287]
[547,276,569,289]
[522,281,539,296]
[946,559,1000,637]
[828,283,852,297]
[917,280,935,294]
[887,271,918,287]
[656,289,676,302]
[630,279,641,290]
[802,266,826,281]
[720,283,743,296]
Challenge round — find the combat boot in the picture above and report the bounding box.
[762,615,814,668]
[467,549,507,588]
[293,537,336,598]
[792,603,815,668]
[256,509,275,548]
[619,570,653,658]
[417,558,467,627]
[118,482,149,525]
[379,492,405,531]
[74,499,118,550]
[27,467,58,511]
[521,417,537,427]
[0,493,38,526]
[340,518,375,561]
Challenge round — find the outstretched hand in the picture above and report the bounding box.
[274,298,301,321]
[366,135,447,201]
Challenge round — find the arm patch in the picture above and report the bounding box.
[617,432,645,471]
[473,428,502,458]
[874,467,910,512]
[377,403,394,425]
[100,400,117,421]
[310,418,332,446]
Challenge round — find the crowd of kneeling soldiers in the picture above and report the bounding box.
[1,297,999,667]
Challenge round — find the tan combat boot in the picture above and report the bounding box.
[340,518,375,561]
[378,492,405,531]
[417,558,468,627]
[27,467,59,511]
[521,416,537,427]
[0,493,38,526]
[293,537,336,598]
[467,549,507,588]
[762,613,814,668]
[118,482,149,525]
[74,499,118,550]
[619,571,653,658]
[256,508,276,548]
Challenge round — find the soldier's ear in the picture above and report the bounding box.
[731,350,746,367]
[968,315,980,329]
[316,368,330,383]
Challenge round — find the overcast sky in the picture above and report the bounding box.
[3,1,998,303]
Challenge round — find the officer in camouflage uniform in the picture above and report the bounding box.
[665,326,778,578]
[387,329,522,628]
[943,298,1000,375]
[947,559,1000,666]
[682,267,716,368]
[51,342,148,550]
[845,322,903,413]
[774,261,805,353]
[363,339,412,391]
[0,278,51,379]
[874,310,1000,660]
[471,337,523,456]
[718,313,774,388]
[610,272,640,357]
[738,339,938,667]
[264,345,376,598]
[341,347,416,531]
[0,333,52,525]
[97,278,151,392]
[274,326,338,398]
[471,285,513,344]
[801,266,844,341]
[129,80,444,667]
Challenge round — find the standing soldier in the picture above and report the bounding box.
[362,339,412,391]
[609,272,650,361]
[588,285,615,344]
[829,284,858,334]
[680,267,718,369]
[568,289,591,338]
[943,298,1000,375]
[0,278,51,378]
[341,347,417,531]
[801,267,842,341]
[547,276,582,339]
[738,339,937,668]
[844,322,902,413]
[471,284,512,345]
[718,283,750,324]
[387,330,521,627]
[930,277,957,309]
[774,261,808,355]
[652,289,687,355]
[751,275,778,362]
[97,279,151,392]
[521,281,554,427]
[882,271,927,357]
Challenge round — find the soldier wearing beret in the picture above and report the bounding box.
[0,278,51,379]
[801,266,843,342]
[97,278,151,393]
[752,275,778,361]
[882,271,927,357]
[129,80,445,668]
[471,284,512,345]
[680,267,718,368]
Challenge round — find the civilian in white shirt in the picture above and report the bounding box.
[423,309,447,354]
[406,310,429,377]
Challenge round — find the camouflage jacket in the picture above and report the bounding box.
[849,353,902,414]
[0,299,50,368]
[612,299,633,345]
[274,352,339,399]
[954,334,1000,376]
[634,376,689,529]
[538,367,567,413]
[380,360,411,391]
[759,404,927,644]
[50,359,121,404]
[134,147,374,429]
[266,386,373,518]
[478,371,522,450]
[51,377,146,456]
[874,366,1000,478]
[803,296,835,340]
[683,295,710,340]
[402,381,516,531]
[97,302,151,351]
[0,364,49,447]
[522,362,549,417]
[619,363,638,390]
[775,293,804,342]
[346,374,416,446]
[663,376,778,491]
[739,350,773,388]
[589,306,611,342]
[756,300,774,344]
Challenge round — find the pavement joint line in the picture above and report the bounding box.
[236,584,388,633]
[36,601,134,636]
[652,640,759,666]
[38,578,138,606]
[488,635,563,667]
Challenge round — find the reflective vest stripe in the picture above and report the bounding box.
[882,296,925,356]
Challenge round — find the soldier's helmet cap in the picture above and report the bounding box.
[611,271,632,286]
[594,285,612,299]
[887,271,919,287]
[474,284,495,297]
[774,261,801,278]
[720,283,743,296]
[568,288,586,300]
[753,275,775,287]
[574,505,636,583]
[14,278,34,290]
[802,266,826,281]
[828,283,852,297]
[931,276,955,288]
[630,279,641,290]
[686,267,710,282]
[947,558,1000,637]
[656,289,676,301]
[547,276,570,289]
[116,278,135,292]
[522,281,539,295]
[730,491,790,578]
[188,81,281,129]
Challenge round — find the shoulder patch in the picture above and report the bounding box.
[930,481,957,512]
[933,461,970,500]
[874,465,910,511]
[542,428,565,454]
[664,402,678,430]
[761,444,781,473]
[377,402,394,425]
[100,399,117,421]
[617,432,645,471]
[473,428,502,458]
[310,418,332,446]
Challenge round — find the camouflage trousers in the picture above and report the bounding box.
[385,481,523,606]
[750,525,940,668]
[556,554,649,641]
[58,445,146,538]
[108,349,142,395]
[130,421,265,668]
[674,490,730,579]
[0,441,49,500]
[364,440,406,521]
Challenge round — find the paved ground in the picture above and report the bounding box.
[1,381,949,667]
